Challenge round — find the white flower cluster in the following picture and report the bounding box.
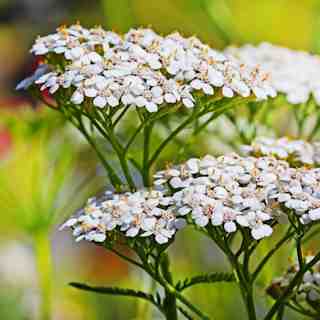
[269,256,320,304]
[225,42,320,105]
[154,154,320,240]
[19,24,275,112]
[60,190,186,245]
[61,153,320,244]
[242,137,320,166]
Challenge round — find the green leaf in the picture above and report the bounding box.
[69,282,163,312]
[176,272,235,291]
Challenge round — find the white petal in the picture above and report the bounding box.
[89,233,106,242]
[178,207,191,216]
[236,215,249,227]
[135,96,147,107]
[202,84,214,95]
[195,215,209,227]
[211,210,224,226]
[164,93,177,103]
[141,217,157,231]
[309,208,320,221]
[88,52,103,63]
[126,227,140,237]
[191,79,203,90]
[224,221,237,233]
[71,90,84,104]
[222,86,234,98]
[49,84,59,94]
[175,218,187,229]
[59,218,78,230]
[121,94,134,105]
[84,88,98,98]
[182,98,194,108]
[107,96,119,107]
[148,58,161,70]
[251,225,273,240]
[155,233,169,244]
[186,158,199,173]
[146,102,158,113]
[170,177,183,189]
[54,46,66,54]
[93,96,107,108]
[208,68,224,86]
[151,86,163,98]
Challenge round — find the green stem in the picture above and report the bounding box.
[302,225,320,243]
[124,122,145,154]
[112,105,130,128]
[34,231,52,320]
[225,112,250,144]
[287,301,318,318]
[109,133,136,191]
[160,253,178,320]
[296,237,304,269]
[170,286,210,320]
[308,112,320,141]
[293,104,308,138]
[229,252,256,320]
[133,246,211,319]
[77,119,123,191]
[74,106,135,190]
[148,111,199,168]
[87,117,136,192]
[206,228,256,320]
[61,107,123,190]
[276,306,285,320]
[143,123,153,187]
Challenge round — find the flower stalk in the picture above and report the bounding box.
[34,231,53,320]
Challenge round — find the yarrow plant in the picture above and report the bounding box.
[241,137,320,167]
[224,43,320,142]
[226,43,320,106]
[267,255,320,318]
[17,23,274,189]
[18,23,320,320]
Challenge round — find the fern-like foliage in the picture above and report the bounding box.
[176,272,235,291]
[70,282,163,312]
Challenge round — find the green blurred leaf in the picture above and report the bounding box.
[101,0,135,32]
[0,109,102,236]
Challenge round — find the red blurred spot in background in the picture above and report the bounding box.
[0,130,11,157]
[85,245,129,281]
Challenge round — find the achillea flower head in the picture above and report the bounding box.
[225,43,320,105]
[268,256,320,307]
[154,154,320,239]
[242,137,320,167]
[60,190,185,245]
[19,24,275,113]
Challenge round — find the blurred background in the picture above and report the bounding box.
[1,0,320,319]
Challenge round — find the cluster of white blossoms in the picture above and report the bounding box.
[241,137,320,166]
[225,42,320,105]
[18,24,276,112]
[154,154,320,240]
[61,153,320,244]
[269,256,320,304]
[60,190,186,244]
